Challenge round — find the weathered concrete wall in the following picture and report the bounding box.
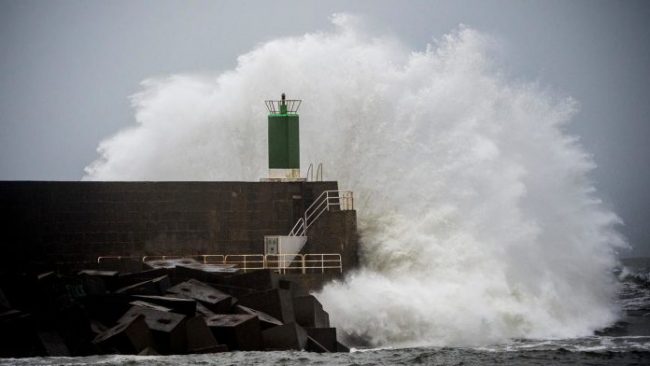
[0,181,357,270]
[302,210,359,271]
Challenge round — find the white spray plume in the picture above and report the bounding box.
[85,14,625,347]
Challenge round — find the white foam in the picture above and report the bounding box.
[84,14,626,347]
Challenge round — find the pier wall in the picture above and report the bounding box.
[0,181,358,270]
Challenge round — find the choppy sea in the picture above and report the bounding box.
[2,258,650,366]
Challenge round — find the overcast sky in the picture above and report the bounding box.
[0,0,648,256]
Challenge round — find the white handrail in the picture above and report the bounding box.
[96,253,342,274]
[289,190,353,236]
[97,255,140,264]
[224,254,265,273]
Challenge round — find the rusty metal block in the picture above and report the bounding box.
[167,279,232,313]
[205,314,262,351]
[261,322,307,351]
[118,306,186,354]
[239,288,294,323]
[92,314,154,354]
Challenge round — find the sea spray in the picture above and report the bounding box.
[84,14,625,347]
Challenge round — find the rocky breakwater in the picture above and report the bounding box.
[0,258,348,357]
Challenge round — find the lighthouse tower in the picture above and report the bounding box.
[264,93,303,181]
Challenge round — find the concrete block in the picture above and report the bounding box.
[185,316,223,354]
[218,269,278,291]
[262,322,307,351]
[167,279,232,313]
[118,305,187,355]
[37,330,70,356]
[305,327,337,352]
[235,304,283,330]
[131,295,196,317]
[305,336,329,353]
[0,310,40,357]
[175,263,238,283]
[0,289,10,311]
[278,278,309,297]
[145,258,202,270]
[212,283,259,299]
[293,295,329,328]
[137,346,159,355]
[239,288,295,324]
[78,270,119,278]
[336,341,350,353]
[79,275,107,296]
[82,294,132,325]
[115,275,170,296]
[205,314,262,351]
[92,314,154,354]
[53,304,94,356]
[98,258,144,273]
[194,301,217,319]
[115,268,168,289]
[128,300,172,312]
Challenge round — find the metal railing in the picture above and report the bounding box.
[289,190,354,236]
[224,254,265,272]
[97,255,140,264]
[96,253,342,274]
[303,253,343,274]
[264,99,301,114]
[306,163,324,182]
[98,254,226,265]
[265,254,304,274]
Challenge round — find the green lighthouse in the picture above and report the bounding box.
[265,93,302,180]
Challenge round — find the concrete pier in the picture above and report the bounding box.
[0,181,359,275]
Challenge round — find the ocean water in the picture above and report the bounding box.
[3,258,649,365]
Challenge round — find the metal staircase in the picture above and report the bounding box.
[288,190,354,236]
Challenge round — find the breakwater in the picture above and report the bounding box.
[0,181,358,272]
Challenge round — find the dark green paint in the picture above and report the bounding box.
[268,113,300,169]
